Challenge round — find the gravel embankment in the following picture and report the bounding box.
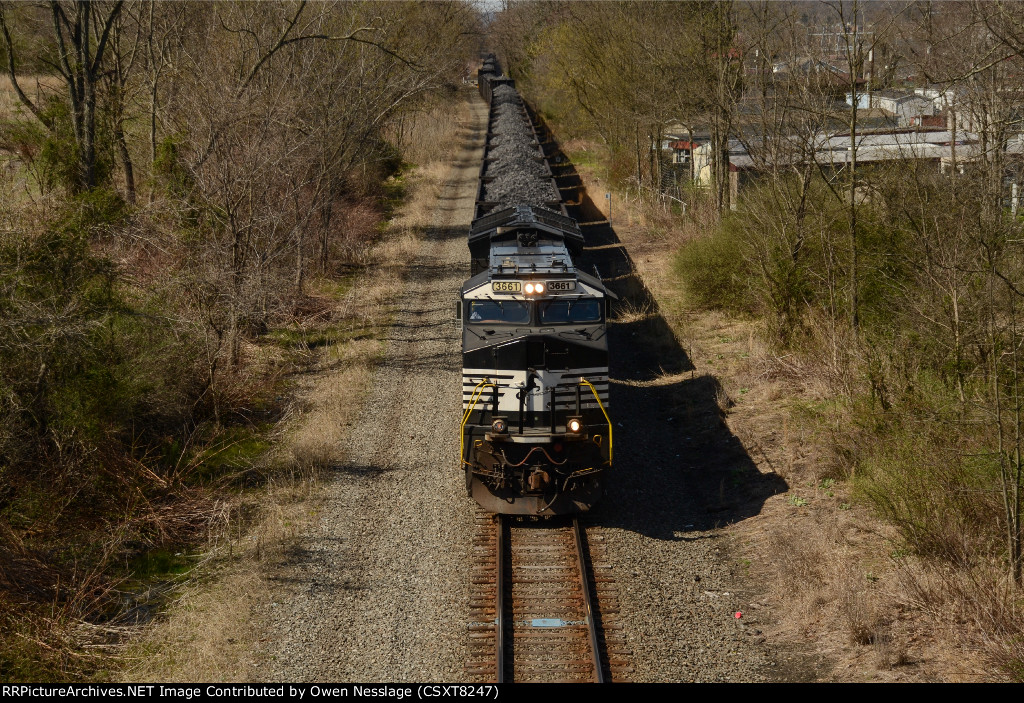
[257,86,775,683]
[256,98,487,683]
[587,240,778,681]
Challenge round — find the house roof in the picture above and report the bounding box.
[695,127,1001,169]
[871,90,930,103]
[813,129,978,151]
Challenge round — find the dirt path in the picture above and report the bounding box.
[256,97,488,682]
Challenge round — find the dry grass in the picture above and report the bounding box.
[396,105,463,168]
[121,95,470,683]
[123,268,387,683]
[612,297,654,324]
[564,153,1004,681]
[737,493,1002,681]
[123,568,268,682]
[0,75,61,119]
[890,558,1024,680]
[124,327,389,680]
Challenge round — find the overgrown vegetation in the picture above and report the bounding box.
[492,2,741,208]
[684,166,1024,579]
[493,0,1024,680]
[0,0,477,680]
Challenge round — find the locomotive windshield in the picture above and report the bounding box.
[539,298,603,325]
[468,300,531,324]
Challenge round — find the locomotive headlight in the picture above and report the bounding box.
[567,417,582,433]
[492,418,508,434]
[534,282,545,294]
[524,283,535,294]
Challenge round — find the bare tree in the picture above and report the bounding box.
[1,0,125,191]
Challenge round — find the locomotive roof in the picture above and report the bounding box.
[460,262,617,299]
[470,204,583,245]
[489,241,575,276]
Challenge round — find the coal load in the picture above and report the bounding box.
[483,86,556,207]
[490,84,519,107]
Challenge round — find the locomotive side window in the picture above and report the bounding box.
[468,300,530,324]
[539,298,603,325]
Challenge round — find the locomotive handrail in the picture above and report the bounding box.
[461,379,496,467]
[579,378,612,466]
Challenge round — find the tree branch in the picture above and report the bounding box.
[90,0,124,75]
[236,0,308,94]
[0,3,49,127]
[50,2,76,86]
[346,33,422,69]
[982,0,1024,58]
[236,4,421,96]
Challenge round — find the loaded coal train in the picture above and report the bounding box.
[458,56,616,515]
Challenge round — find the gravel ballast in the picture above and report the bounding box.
[255,86,776,683]
[256,99,486,683]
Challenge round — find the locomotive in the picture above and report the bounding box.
[458,57,615,515]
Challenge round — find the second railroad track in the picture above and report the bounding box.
[466,512,631,682]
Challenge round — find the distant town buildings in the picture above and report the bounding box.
[654,23,1024,213]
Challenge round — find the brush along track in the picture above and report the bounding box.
[466,513,631,682]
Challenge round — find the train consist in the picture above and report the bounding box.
[458,56,615,515]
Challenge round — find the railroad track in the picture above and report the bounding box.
[466,512,631,682]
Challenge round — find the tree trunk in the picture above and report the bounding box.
[294,189,305,295]
[320,197,333,273]
[48,0,124,192]
[116,121,135,203]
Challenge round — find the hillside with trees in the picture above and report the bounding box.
[0,0,476,679]
[492,0,1024,678]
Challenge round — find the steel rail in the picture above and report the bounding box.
[495,514,506,683]
[573,517,605,683]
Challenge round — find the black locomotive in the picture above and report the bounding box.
[458,56,615,515]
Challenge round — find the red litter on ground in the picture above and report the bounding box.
[734,611,742,619]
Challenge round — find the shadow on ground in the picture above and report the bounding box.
[528,107,788,540]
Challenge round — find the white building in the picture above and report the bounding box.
[846,90,934,126]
